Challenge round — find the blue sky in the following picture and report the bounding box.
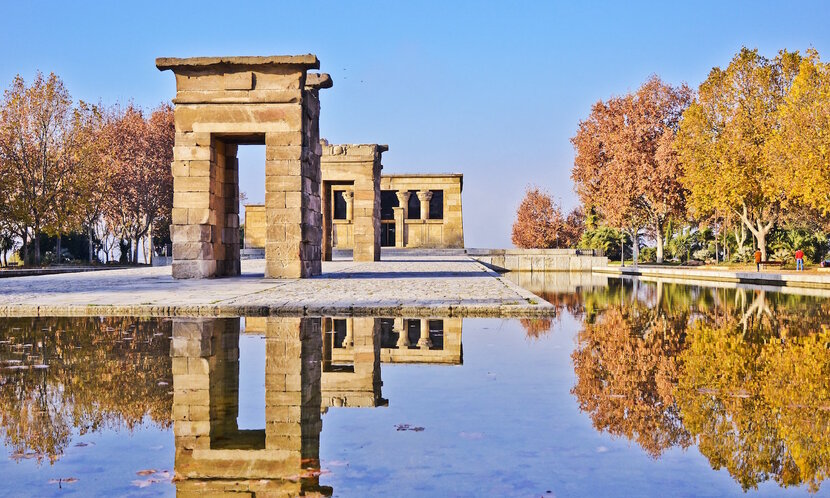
[2,1,829,247]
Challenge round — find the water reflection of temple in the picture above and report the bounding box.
[173,316,464,495]
[246,317,463,366]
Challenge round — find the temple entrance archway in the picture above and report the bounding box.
[157,56,332,278]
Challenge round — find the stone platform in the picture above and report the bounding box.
[0,256,552,318]
[594,265,830,291]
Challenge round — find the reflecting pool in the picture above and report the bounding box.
[1,278,829,496]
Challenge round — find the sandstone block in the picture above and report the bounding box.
[172,260,217,279]
[172,224,213,243]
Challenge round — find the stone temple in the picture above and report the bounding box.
[160,54,465,277]
[245,144,465,259]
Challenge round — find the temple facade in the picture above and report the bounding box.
[245,172,464,255]
[378,174,464,249]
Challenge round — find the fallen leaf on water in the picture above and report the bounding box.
[395,424,425,432]
[132,478,160,488]
[136,469,157,476]
[48,477,79,486]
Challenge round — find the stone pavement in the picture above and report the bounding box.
[0,256,553,317]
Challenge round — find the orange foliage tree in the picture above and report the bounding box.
[511,186,583,248]
[572,76,692,263]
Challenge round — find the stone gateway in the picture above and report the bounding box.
[157,55,332,279]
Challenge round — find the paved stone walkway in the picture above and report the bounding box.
[0,256,552,317]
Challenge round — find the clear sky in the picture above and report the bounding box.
[2,1,829,247]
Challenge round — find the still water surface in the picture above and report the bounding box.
[0,277,829,496]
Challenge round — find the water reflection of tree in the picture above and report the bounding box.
[571,303,691,457]
[521,291,584,338]
[677,320,830,492]
[572,280,830,492]
[0,317,172,463]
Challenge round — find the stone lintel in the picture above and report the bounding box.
[321,141,389,161]
[156,55,320,71]
[305,73,333,90]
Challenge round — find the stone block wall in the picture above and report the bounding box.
[321,142,387,262]
[170,136,241,278]
[157,55,330,279]
[380,174,464,249]
[466,248,608,272]
[243,204,266,249]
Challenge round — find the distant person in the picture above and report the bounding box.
[795,248,804,271]
[754,249,762,272]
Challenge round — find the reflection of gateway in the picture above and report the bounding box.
[173,316,463,495]
[172,317,331,496]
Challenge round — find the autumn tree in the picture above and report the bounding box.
[561,207,586,248]
[511,186,563,248]
[100,104,174,264]
[677,319,830,492]
[69,102,108,263]
[572,76,692,263]
[766,50,830,218]
[0,72,75,264]
[676,48,802,260]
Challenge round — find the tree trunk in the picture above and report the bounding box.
[656,279,664,310]
[88,225,95,263]
[656,230,664,264]
[620,236,625,267]
[34,233,41,266]
[737,204,773,261]
[133,236,140,265]
[55,235,62,265]
[632,233,640,268]
[734,225,746,254]
[21,233,28,266]
[148,222,154,265]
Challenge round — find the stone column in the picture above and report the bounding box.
[395,191,410,248]
[418,319,432,349]
[171,318,217,453]
[322,184,333,262]
[220,144,241,276]
[395,191,410,218]
[417,190,433,221]
[343,190,354,222]
[170,134,221,279]
[343,318,354,349]
[320,143,386,263]
[395,317,409,348]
